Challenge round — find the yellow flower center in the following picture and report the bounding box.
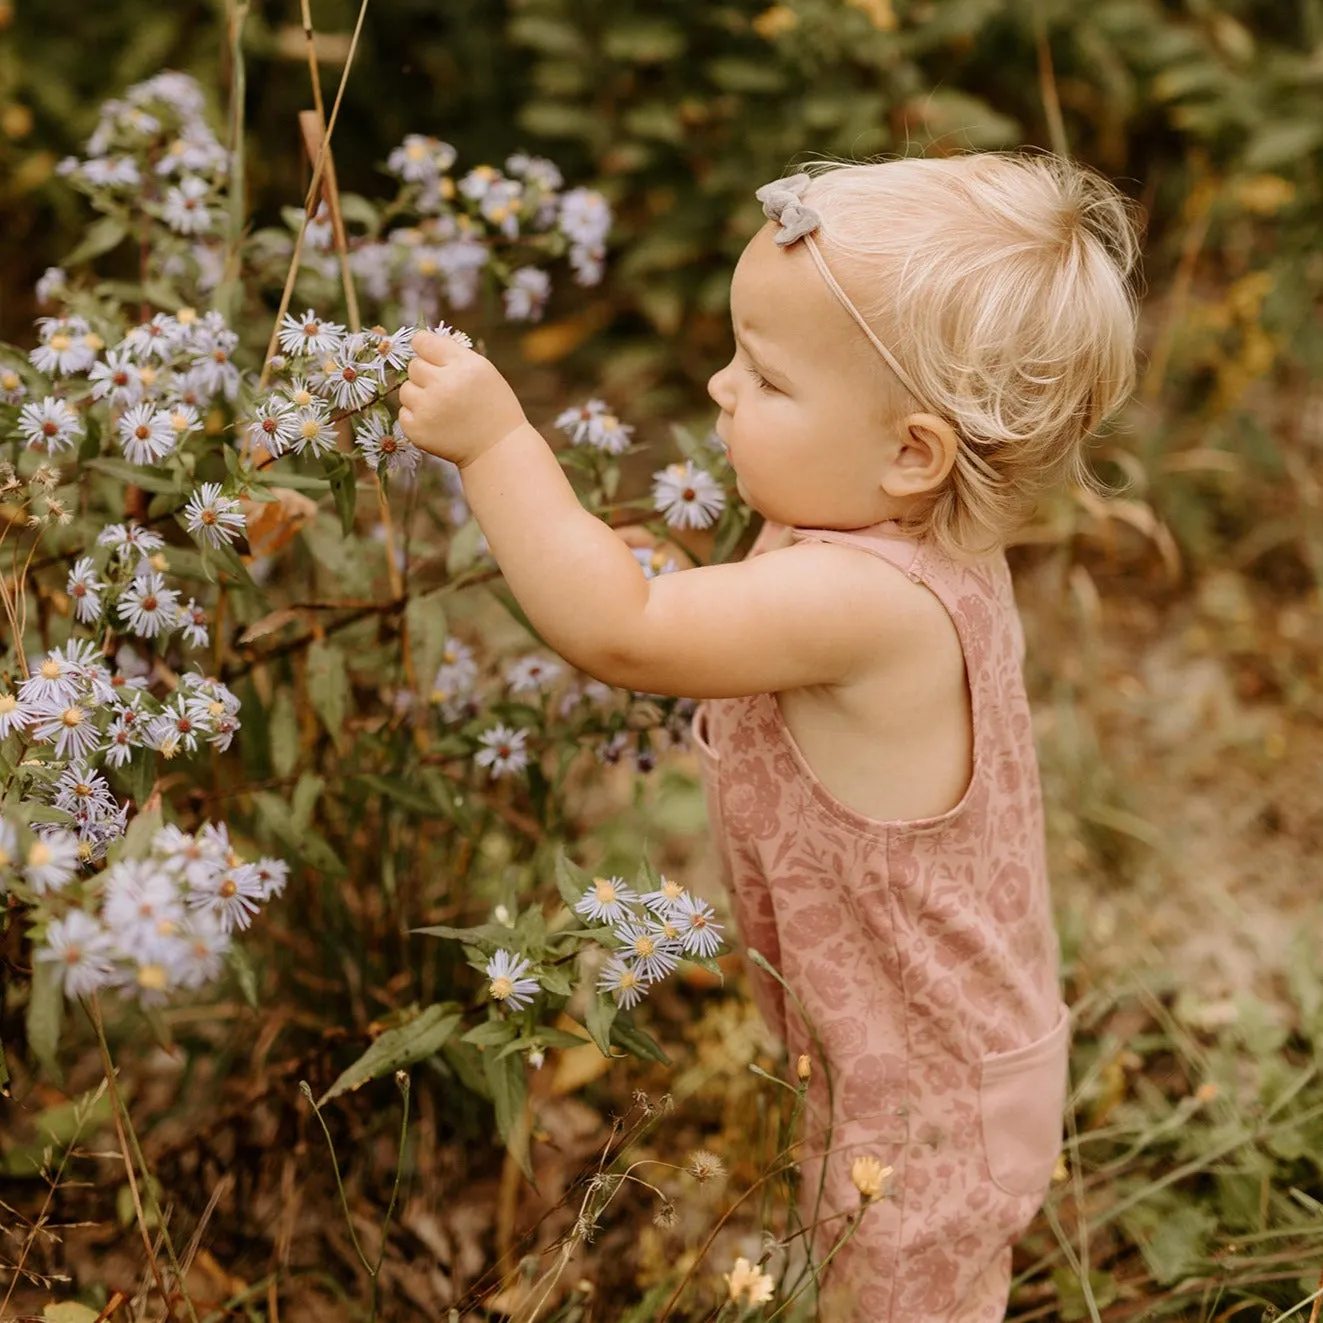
[27,840,50,867]
[61,707,83,727]
[292,388,313,407]
[208,700,225,716]
[149,552,168,571]
[48,333,71,352]
[634,935,655,958]
[491,976,513,1000]
[84,333,105,351]
[219,878,237,898]
[405,143,427,161]
[40,658,62,679]
[177,307,198,325]
[139,366,158,387]
[137,964,167,990]
[170,410,191,432]
[300,419,322,440]
[157,918,177,936]
[618,969,639,991]
[1,371,19,390]
[592,877,617,904]
[0,694,18,713]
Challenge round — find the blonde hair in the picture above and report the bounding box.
[799,152,1142,558]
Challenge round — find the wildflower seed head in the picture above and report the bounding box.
[652,1201,678,1231]
[686,1150,726,1184]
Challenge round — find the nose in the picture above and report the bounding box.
[707,356,736,414]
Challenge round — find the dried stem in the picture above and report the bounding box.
[257,0,371,391]
[86,994,198,1323]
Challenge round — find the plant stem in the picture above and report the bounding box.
[87,994,200,1323]
[300,1081,373,1277]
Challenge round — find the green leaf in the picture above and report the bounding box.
[121,802,162,858]
[602,19,686,63]
[533,1025,591,1050]
[290,772,324,834]
[1050,1265,1120,1321]
[319,1003,462,1104]
[538,965,574,998]
[252,791,345,876]
[446,517,487,575]
[412,921,520,945]
[508,14,588,57]
[268,687,300,779]
[705,57,787,93]
[306,639,351,748]
[63,214,129,267]
[462,1019,517,1047]
[42,1303,104,1323]
[84,457,179,494]
[482,1048,533,1182]
[406,593,448,692]
[554,848,591,911]
[585,992,619,1057]
[26,959,64,1084]
[323,452,358,535]
[611,1014,670,1065]
[1243,121,1323,172]
[352,772,438,817]
[227,944,259,1010]
[1119,1199,1217,1286]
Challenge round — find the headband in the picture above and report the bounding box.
[754,173,1002,485]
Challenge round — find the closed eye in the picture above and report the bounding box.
[744,363,778,393]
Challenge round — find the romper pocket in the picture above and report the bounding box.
[691,704,728,861]
[978,1001,1072,1198]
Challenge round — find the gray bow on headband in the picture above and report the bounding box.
[754,172,821,246]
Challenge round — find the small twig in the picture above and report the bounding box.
[1307,1266,1323,1323]
[258,0,371,390]
[1034,3,1070,160]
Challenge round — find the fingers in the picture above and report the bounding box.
[413,329,467,365]
[406,355,439,386]
[397,379,421,411]
[397,406,415,434]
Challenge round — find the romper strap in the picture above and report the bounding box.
[788,520,925,583]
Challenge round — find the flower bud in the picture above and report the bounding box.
[796,1054,811,1082]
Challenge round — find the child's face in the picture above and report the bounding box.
[707,223,906,530]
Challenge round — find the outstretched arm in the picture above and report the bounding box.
[398,332,900,698]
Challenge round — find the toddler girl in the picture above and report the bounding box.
[399,150,1140,1321]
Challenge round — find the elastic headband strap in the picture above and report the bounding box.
[755,173,1004,486]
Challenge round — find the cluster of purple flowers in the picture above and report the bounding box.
[0,818,287,1005]
[342,139,612,326]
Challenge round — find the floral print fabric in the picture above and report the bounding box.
[693,521,1070,1321]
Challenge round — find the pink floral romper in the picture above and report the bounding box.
[692,520,1071,1321]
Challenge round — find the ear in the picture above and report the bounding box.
[881,412,959,497]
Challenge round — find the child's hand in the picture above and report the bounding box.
[397,330,530,469]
